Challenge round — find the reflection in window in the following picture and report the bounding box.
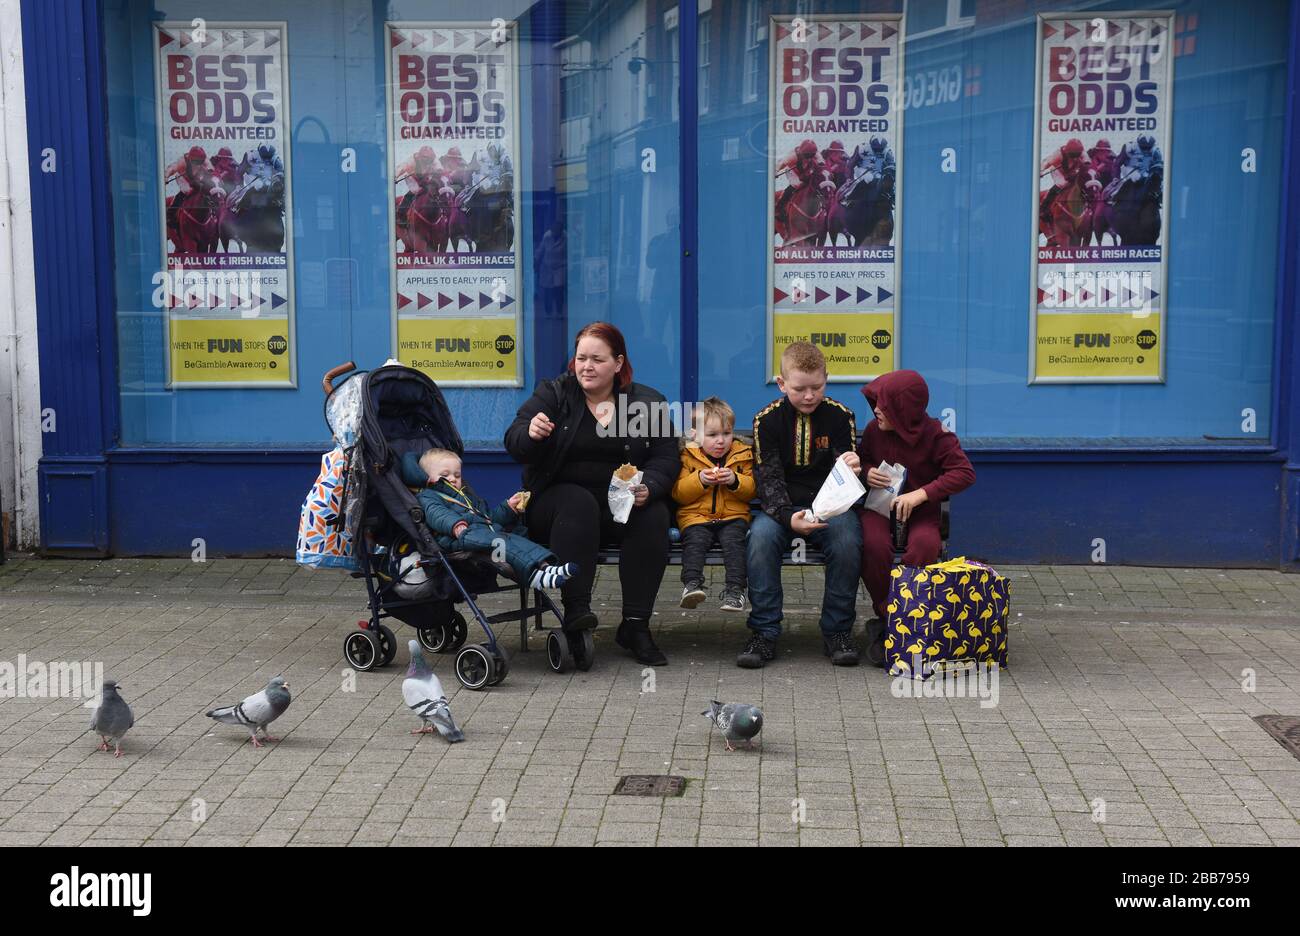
[744,0,762,103]
[698,11,711,115]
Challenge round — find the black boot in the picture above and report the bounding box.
[615,618,667,666]
[563,609,599,632]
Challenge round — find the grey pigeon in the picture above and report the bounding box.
[90,679,135,757]
[703,700,763,751]
[403,640,464,742]
[206,676,291,748]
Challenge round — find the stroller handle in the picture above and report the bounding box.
[322,361,358,396]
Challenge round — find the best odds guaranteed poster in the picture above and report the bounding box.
[1031,12,1173,383]
[386,22,523,386]
[154,22,295,388]
[767,14,903,382]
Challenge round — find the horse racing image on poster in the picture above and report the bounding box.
[154,22,295,388]
[386,21,522,387]
[1031,11,1173,383]
[767,14,903,383]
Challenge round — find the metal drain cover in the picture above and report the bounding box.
[613,775,687,797]
[1253,715,1300,761]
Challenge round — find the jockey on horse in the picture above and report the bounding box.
[164,145,219,252]
[1039,137,1087,227]
[395,145,440,228]
[847,136,896,205]
[822,140,850,185]
[1102,134,1163,206]
[774,138,828,232]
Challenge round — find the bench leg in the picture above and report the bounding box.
[518,585,529,652]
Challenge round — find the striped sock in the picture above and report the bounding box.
[529,562,576,590]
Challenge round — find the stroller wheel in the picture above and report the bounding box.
[344,629,382,672]
[454,644,496,691]
[376,624,398,667]
[447,612,468,652]
[546,631,573,674]
[489,645,510,686]
[417,623,450,654]
[572,630,595,672]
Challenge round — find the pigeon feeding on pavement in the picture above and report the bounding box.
[703,700,763,751]
[90,679,135,757]
[206,676,291,748]
[403,640,464,742]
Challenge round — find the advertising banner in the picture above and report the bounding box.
[386,21,522,386]
[154,21,295,387]
[1031,11,1173,383]
[767,14,903,382]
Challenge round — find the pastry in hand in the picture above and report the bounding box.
[613,463,639,482]
[513,490,531,511]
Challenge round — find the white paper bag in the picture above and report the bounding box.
[863,460,907,517]
[808,457,866,523]
[608,469,644,524]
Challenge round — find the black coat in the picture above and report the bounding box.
[504,374,681,501]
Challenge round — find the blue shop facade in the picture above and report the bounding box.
[23,0,1300,568]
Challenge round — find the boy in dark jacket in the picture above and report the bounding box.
[402,448,576,591]
[738,342,864,669]
[856,370,976,665]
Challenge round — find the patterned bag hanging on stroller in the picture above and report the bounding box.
[295,446,360,570]
[295,366,366,570]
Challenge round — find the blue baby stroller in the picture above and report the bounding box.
[322,361,589,689]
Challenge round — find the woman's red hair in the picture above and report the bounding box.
[569,321,633,387]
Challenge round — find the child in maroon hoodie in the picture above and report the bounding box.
[857,370,975,665]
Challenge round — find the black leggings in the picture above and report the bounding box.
[527,482,670,625]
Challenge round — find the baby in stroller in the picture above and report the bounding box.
[402,448,577,592]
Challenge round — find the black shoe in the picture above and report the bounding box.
[564,610,599,632]
[823,631,860,666]
[736,633,777,669]
[864,617,887,669]
[680,582,707,609]
[615,619,667,666]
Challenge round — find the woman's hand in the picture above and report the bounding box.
[528,411,555,441]
[892,489,928,523]
[790,510,828,534]
[632,484,650,507]
[866,466,893,489]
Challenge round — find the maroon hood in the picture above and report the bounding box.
[862,370,930,446]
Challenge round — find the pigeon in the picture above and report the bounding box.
[403,640,464,742]
[703,700,763,751]
[90,679,134,757]
[206,676,291,748]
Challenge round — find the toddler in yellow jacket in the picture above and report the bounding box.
[672,397,756,612]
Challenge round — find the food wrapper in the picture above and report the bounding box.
[863,460,907,517]
[808,455,866,523]
[608,465,643,524]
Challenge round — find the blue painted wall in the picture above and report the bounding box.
[22,0,1300,567]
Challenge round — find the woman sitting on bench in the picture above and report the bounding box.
[504,322,678,666]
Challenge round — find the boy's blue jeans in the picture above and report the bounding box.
[439,523,554,584]
[745,510,862,639]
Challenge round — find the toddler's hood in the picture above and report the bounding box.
[862,370,930,446]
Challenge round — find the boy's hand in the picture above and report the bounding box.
[866,467,894,489]
[452,521,469,538]
[507,493,526,514]
[699,468,718,487]
[790,510,827,534]
[712,467,736,487]
[892,489,928,523]
[839,452,862,475]
[528,411,555,441]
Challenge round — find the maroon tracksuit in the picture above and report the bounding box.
[856,370,976,618]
